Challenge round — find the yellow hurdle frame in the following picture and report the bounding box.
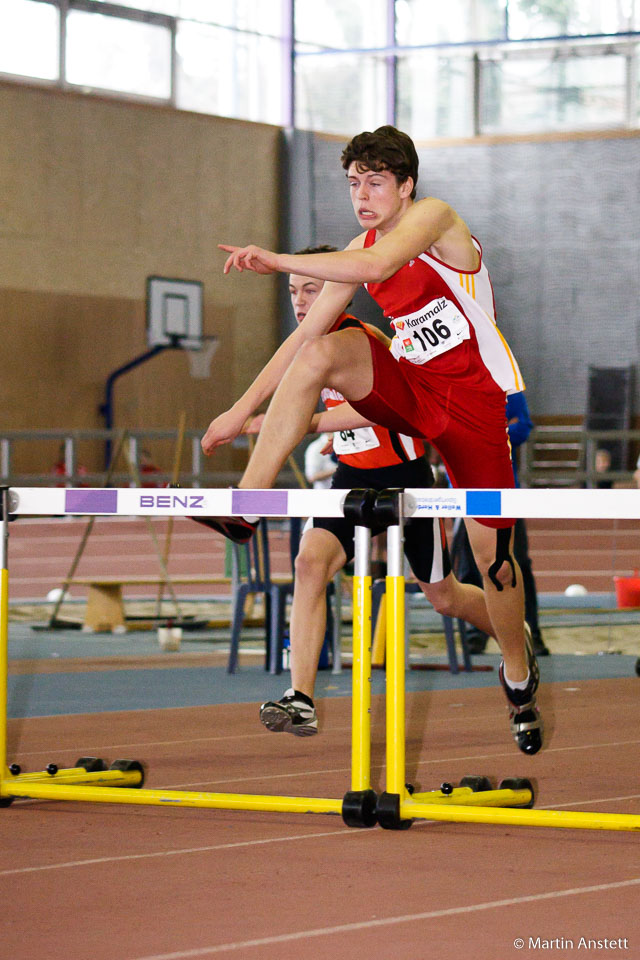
[379,490,640,833]
[0,487,377,820]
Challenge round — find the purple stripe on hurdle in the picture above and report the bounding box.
[65,490,118,514]
[231,489,289,516]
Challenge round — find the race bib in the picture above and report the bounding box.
[333,426,380,455]
[390,297,470,365]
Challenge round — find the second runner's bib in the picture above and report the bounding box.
[332,426,381,456]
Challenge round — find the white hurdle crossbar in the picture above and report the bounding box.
[5,485,640,521]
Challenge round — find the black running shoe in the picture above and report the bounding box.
[499,626,543,755]
[189,515,257,544]
[260,689,318,737]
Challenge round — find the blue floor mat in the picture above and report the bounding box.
[7,654,638,719]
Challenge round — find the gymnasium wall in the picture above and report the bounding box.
[0,82,282,475]
[284,129,640,424]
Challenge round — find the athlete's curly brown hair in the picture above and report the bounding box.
[341,126,418,200]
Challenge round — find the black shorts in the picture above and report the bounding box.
[309,458,452,584]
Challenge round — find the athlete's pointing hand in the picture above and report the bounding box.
[219,244,279,275]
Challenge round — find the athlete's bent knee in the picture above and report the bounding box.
[294,548,333,589]
[296,336,337,382]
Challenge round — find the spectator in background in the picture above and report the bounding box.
[304,434,338,489]
[452,391,550,657]
[594,447,613,489]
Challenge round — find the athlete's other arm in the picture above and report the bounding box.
[220,197,478,281]
[201,275,358,454]
[308,404,376,434]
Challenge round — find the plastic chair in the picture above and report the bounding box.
[227,519,295,675]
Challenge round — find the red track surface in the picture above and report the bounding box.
[1,680,639,960]
[7,517,291,601]
[7,516,636,602]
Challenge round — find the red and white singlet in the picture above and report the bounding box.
[363,230,524,397]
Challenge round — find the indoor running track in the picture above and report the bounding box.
[1,678,639,960]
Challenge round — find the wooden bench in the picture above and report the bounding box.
[71,576,233,632]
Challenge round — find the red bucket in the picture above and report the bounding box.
[614,571,640,608]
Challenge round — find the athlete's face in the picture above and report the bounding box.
[346,163,413,233]
[288,274,325,323]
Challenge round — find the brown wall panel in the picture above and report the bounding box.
[0,82,281,476]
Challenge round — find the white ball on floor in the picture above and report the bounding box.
[46,588,69,603]
[565,583,588,597]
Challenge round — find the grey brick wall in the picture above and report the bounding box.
[283,131,640,419]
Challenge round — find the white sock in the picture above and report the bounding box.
[504,670,530,691]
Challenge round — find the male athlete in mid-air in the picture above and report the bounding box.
[251,247,495,737]
[201,125,543,755]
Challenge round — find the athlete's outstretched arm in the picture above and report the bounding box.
[201,278,357,454]
[220,199,477,282]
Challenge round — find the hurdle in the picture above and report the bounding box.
[372,486,640,833]
[0,486,385,822]
[1,484,640,832]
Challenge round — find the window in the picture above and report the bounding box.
[66,9,172,99]
[295,0,388,49]
[395,0,507,45]
[507,0,634,39]
[397,51,475,139]
[295,52,387,134]
[177,21,285,125]
[480,49,628,133]
[294,0,389,133]
[0,0,59,81]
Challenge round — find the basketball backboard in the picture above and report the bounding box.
[146,276,203,350]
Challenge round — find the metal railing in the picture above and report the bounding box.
[0,428,261,488]
[1,426,638,489]
[520,426,640,488]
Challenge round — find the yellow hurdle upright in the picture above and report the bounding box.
[376,488,640,833]
[350,525,372,793]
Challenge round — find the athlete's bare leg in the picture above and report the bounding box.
[419,573,494,637]
[288,528,347,698]
[240,329,373,489]
[464,518,527,681]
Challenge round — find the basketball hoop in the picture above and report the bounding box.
[186,335,219,380]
